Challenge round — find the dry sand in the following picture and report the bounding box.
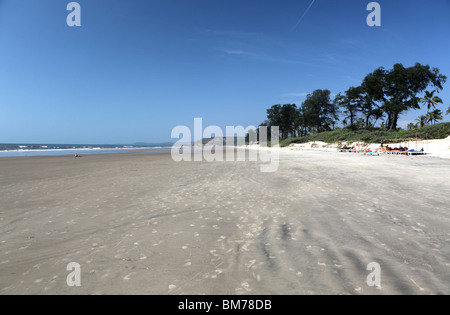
[0,150,449,295]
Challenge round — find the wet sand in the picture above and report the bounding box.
[0,151,449,295]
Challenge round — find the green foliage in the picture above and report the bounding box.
[302,89,338,133]
[335,90,358,130]
[266,104,300,139]
[254,62,447,145]
[416,115,428,128]
[407,123,417,131]
[420,90,443,114]
[280,122,450,147]
[343,85,382,129]
[427,109,443,125]
[260,90,338,141]
[362,63,447,130]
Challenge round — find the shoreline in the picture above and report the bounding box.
[2,134,449,160]
[0,149,172,159]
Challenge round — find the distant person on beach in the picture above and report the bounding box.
[74,153,80,158]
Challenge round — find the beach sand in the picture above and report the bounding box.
[1,151,449,295]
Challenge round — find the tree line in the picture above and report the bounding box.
[257,63,448,140]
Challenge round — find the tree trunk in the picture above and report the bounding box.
[365,114,372,129]
[385,110,392,130]
[390,112,399,130]
[373,117,380,127]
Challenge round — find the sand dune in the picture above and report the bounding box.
[0,151,449,294]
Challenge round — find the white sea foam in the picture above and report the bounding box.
[0,146,171,157]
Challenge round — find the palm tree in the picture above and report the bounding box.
[407,122,417,131]
[447,106,450,116]
[427,109,443,125]
[416,115,428,128]
[420,90,443,115]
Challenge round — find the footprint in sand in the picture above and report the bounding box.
[235,281,252,294]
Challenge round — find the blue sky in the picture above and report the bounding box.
[0,0,449,144]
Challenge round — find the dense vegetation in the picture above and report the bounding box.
[279,122,450,147]
[251,62,449,145]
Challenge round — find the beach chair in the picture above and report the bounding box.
[366,149,380,156]
[406,148,426,156]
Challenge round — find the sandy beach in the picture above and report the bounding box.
[1,150,450,295]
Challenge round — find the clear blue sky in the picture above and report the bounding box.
[1,0,449,144]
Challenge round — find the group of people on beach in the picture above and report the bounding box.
[339,143,425,155]
[381,144,424,153]
[381,144,409,152]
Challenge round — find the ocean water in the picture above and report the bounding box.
[0,144,171,157]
